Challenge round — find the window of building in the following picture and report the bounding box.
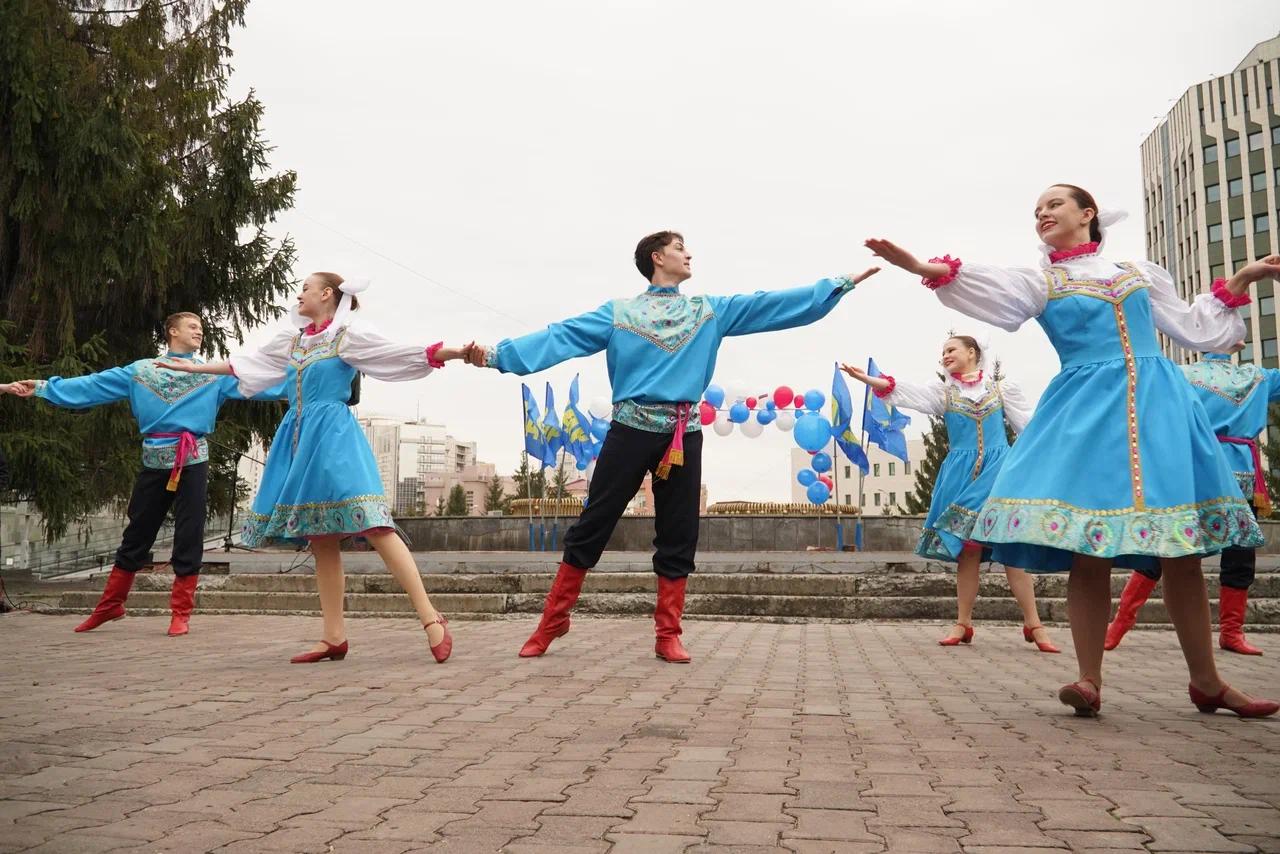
[1242,342,1255,362]
[1226,137,1241,157]
[1229,178,1244,197]
[874,493,881,506]
[1252,173,1267,193]
[860,494,866,507]
[1274,125,1280,145]
[904,461,911,475]
[843,494,851,504]
[1231,218,1246,238]
[873,464,880,477]
[1262,296,1275,317]
[888,462,895,476]
[1265,338,1279,359]
[1206,183,1221,203]
[888,492,896,505]
[1204,143,1219,164]
[1257,213,1271,234]
[1208,223,1223,242]
[844,465,851,479]
[1249,130,1265,151]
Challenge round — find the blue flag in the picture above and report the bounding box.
[561,374,594,469]
[831,363,870,475]
[521,384,548,465]
[541,383,564,468]
[863,358,912,462]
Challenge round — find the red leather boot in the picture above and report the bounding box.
[74,567,135,633]
[1218,586,1262,655]
[1104,572,1157,650]
[167,575,198,637]
[519,562,588,657]
[654,576,691,663]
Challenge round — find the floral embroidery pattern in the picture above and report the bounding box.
[612,400,703,434]
[1113,302,1145,510]
[131,360,219,403]
[975,496,1264,558]
[1044,262,1148,304]
[1182,360,1264,406]
[612,293,715,353]
[242,494,393,547]
[141,438,209,470]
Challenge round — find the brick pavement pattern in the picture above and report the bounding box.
[1,613,1277,853]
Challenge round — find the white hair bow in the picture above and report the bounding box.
[291,277,372,339]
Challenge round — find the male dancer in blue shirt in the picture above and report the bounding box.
[469,232,876,662]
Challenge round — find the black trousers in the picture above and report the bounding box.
[563,423,703,579]
[115,462,208,577]
[1136,502,1256,590]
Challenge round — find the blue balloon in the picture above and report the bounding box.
[804,389,825,412]
[793,414,832,452]
[590,418,610,441]
[811,452,832,473]
[728,402,750,423]
[704,384,725,408]
[766,399,777,410]
[756,409,776,425]
[806,481,831,504]
[797,469,817,487]
[576,458,590,471]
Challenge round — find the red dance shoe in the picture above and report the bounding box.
[1218,586,1263,656]
[654,576,692,663]
[290,640,348,664]
[1023,624,1061,654]
[519,562,588,657]
[426,613,452,663]
[1104,572,1158,651]
[1058,678,1102,717]
[167,575,198,637]
[938,624,974,646]
[1188,683,1279,718]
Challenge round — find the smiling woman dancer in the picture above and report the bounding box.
[841,334,1058,653]
[160,273,470,664]
[863,183,1279,718]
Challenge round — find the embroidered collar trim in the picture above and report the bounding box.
[1048,241,1101,263]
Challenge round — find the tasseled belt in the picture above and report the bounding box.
[655,403,691,481]
[1217,435,1271,517]
[147,431,201,492]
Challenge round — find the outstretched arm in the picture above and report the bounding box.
[1143,261,1254,352]
[467,303,615,373]
[28,367,134,409]
[841,363,945,416]
[865,238,1045,331]
[711,269,879,338]
[338,327,473,382]
[156,360,233,375]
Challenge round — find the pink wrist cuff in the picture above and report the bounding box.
[874,375,897,399]
[1211,278,1251,308]
[923,255,961,289]
[426,342,446,369]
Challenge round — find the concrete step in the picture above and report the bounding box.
[50,571,1280,626]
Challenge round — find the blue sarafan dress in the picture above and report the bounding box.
[927,245,1264,572]
[880,374,1034,562]
[230,320,436,547]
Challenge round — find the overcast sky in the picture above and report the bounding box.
[226,1,1280,503]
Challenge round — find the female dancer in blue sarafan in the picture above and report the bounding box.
[159,272,471,665]
[841,335,1058,653]
[864,183,1279,719]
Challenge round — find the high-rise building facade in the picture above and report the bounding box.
[357,417,481,514]
[1141,34,1280,366]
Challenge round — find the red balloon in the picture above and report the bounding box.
[773,385,794,408]
[818,475,834,489]
[793,393,805,409]
[698,401,716,426]
[746,396,757,410]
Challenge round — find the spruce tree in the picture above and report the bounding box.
[0,0,296,537]
[445,484,468,516]
[512,455,546,500]
[484,475,510,515]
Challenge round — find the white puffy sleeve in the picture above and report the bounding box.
[1141,261,1247,352]
[229,327,295,398]
[999,378,1035,435]
[338,325,436,382]
[926,256,1047,331]
[880,376,946,416]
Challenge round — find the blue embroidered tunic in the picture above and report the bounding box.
[34,352,277,471]
[929,248,1263,571]
[484,277,857,431]
[229,321,435,546]
[1181,353,1280,498]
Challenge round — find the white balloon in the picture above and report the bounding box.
[740,419,764,438]
[774,410,796,432]
[588,397,612,419]
[726,379,749,402]
[712,414,735,436]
